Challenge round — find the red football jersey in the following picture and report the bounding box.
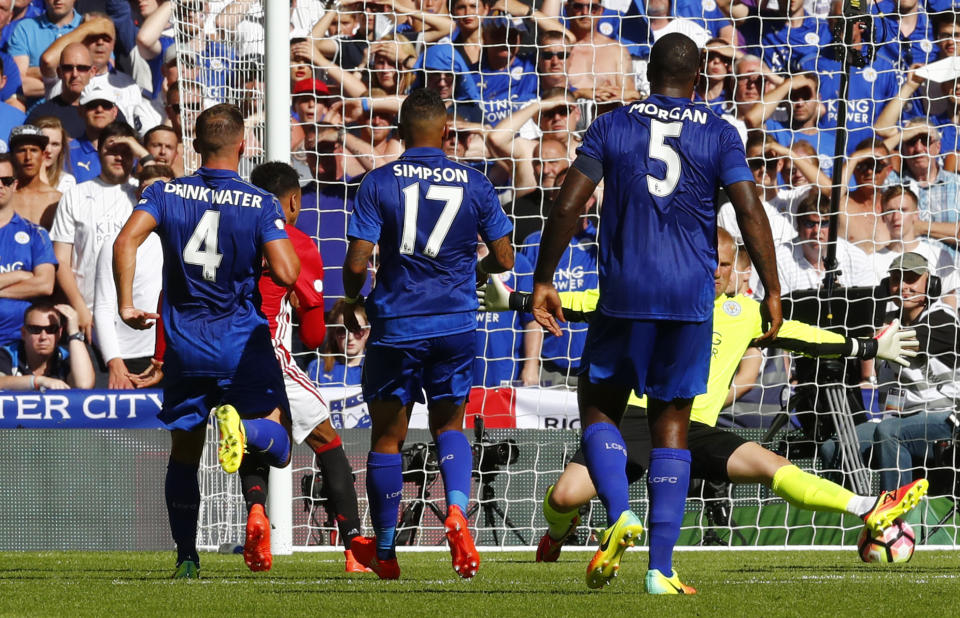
[259,225,326,350]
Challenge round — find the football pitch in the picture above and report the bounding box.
[1,550,958,617]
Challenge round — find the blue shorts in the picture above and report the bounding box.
[580,315,711,401]
[362,330,475,405]
[159,359,290,432]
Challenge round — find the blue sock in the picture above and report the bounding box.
[435,430,471,513]
[165,458,201,565]
[647,447,691,575]
[581,422,630,526]
[366,451,403,560]
[242,418,290,467]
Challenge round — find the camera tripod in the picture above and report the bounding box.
[467,417,528,545]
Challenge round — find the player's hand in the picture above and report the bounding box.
[531,281,564,337]
[107,358,134,390]
[755,293,782,347]
[131,359,164,388]
[479,275,511,312]
[120,306,160,330]
[341,301,364,336]
[875,319,920,367]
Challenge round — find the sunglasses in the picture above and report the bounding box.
[748,158,777,170]
[0,176,14,187]
[800,219,831,229]
[854,159,891,175]
[706,53,733,65]
[85,100,115,110]
[540,51,568,61]
[25,324,60,335]
[60,63,92,73]
[568,1,602,13]
[905,133,935,147]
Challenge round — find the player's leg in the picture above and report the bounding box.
[284,356,368,573]
[538,408,650,562]
[167,425,206,579]
[425,331,480,579]
[642,319,711,595]
[305,420,368,572]
[158,377,217,579]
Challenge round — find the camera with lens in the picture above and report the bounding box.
[301,471,325,511]
[400,442,439,486]
[471,417,520,475]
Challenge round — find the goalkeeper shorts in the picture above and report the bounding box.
[569,421,747,484]
[580,315,711,401]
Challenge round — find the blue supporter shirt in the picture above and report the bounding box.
[575,96,752,321]
[69,138,99,183]
[347,146,513,342]
[765,117,837,175]
[759,14,830,73]
[296,178,365,300]
[472,55,539,126]
[473,252,534,387]
[0,3,43,51]
[871,1,937,71]
[521,224,598,373]
[308,359,363,386]
[135,167,289,377]
[0,52,22,102]
[7,9,82,67]
[0,213,56,343]
[0,102,26,151]
[797,54,898,154]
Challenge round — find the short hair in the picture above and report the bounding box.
[648,33,700,86]
[0,152,11,166]
[745,131,777,153]
[791,140,817,156]
[399,88,447,138]
[881,185,919,209]
[23,301,60,325]
[903,117,942,141]
[853,136,889,153]
[538,30,565,47]
[144,124,180,145]
[795,189,832,220]
[250,161,301,199]
[97,121,137,152]
[138,164,175,184]
[194,104,245,155]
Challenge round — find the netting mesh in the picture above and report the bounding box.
[175,0,960,551]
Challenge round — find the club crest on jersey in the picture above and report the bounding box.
[14,231,29,245]
[804,32,820,45]
[722,300,741,316]
[274,219,284,230]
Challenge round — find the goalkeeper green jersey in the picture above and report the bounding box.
[555,290,846,427]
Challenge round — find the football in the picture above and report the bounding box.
[857,519,916,563]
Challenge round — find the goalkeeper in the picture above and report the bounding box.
[480,229,928,561]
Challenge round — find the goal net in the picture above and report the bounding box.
[174,0,960,551]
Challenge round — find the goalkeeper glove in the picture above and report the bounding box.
[851,319,919,367]
[477,276,531,313]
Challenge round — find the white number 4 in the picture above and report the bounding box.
[183,210,223,281]
[400,182,464,258]
[647,119,683,197]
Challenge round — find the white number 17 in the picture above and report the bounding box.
[400,182,464,258]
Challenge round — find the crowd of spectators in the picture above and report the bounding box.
[0,0,956,488]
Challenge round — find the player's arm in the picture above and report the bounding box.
[764,318,918,367]
[479,234,514,276]
[263,238,300,288]
[727,180,781,344]
[341,238,375,334]
[113,210,160,330]
[724,347,762,407]
[533,165,597,336]
[481,276,599,322]
[290,240,327,349]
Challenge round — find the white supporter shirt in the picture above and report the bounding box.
[870,240,960,293]
[50,178,138,309]
[717,199,797,247]
[772,238,878,295]
[650,19,712,48]
[93,233,163,362]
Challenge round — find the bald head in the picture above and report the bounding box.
[60,42,92,66]
[648,33,700,94]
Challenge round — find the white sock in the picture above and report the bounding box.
[847,495,877,517]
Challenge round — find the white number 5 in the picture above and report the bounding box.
[183,210,223,281]
[647,119,683,197]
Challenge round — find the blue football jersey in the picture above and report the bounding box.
[472,55,539,126]
[135,167,289,377]
[575,95,752,322]
[759,15,830,74]
[0,214,56,343]
[348,147,513,342]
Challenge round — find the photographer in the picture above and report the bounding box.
[0,301,95,390]
[871,252,960,490]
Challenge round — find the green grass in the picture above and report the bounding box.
[0,550,957,617]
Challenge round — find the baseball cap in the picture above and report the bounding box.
[888,252,930,275]
[292,78,331,97]
[78,83,114,106]
[482,13,528,34]
[8,125,49,149]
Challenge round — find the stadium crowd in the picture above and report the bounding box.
[0,0,957,488]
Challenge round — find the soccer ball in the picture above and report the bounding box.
[857,518,916,563]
